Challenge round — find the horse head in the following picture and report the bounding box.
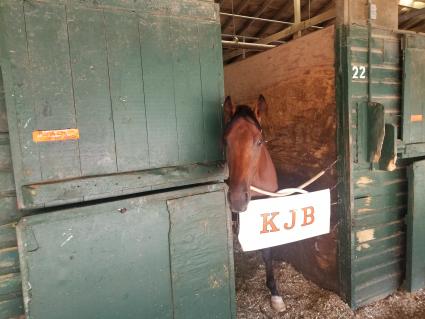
[223,95,269,212]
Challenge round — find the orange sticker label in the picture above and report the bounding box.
[32,128,80,143]
[411,114,423,122]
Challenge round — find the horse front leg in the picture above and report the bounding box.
[261,248,285,312]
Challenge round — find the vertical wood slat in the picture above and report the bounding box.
[103,10,150,172]
[0,0,42,200]
[140,15,179,168]
[67,5,117,176]
[198,22,224,161]
[171,18,205,163]
[24,1,81,181]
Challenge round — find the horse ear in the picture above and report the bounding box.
[223,96,236,124]
[255,94,267,122]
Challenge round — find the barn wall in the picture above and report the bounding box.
[0,69,24,318]
[224,26,340,293]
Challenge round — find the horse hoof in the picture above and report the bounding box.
[271,296,286,312]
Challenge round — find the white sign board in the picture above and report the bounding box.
[238,189,331,252]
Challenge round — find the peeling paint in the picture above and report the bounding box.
[356,243,371,251]
[356,177,373,186]
[356,229,375,243]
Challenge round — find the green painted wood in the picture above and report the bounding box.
[0,298,24,319]
[17,183,234,319]
[354,234,405,259]
[0,171,14,194]
[171,18,205,163]
[0,140,11,171]
[103,10,149,172]
[402,47,425,145]
[0,273,21,301]
[168,191,233,319]
[335,25,354,306]
[354,242,404,272]
[1,0,225,208]
[0,197,20,227]
[354,193,407,215]
[24,1,81,181]
[0,0,42,207]
[355,274,402,307]
[198,22,224,161]
[67,5,117,176]
[405,160,425,291]
[355,259,403,288]
[353,207,405,228]
[0,224,17,250]
[139,15,178,168]
[0,248,19,276]
[21,162,225,208]
[0,68,7,133]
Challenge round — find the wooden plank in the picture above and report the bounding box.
[354,273,402,307]
[198,22,224,161]
[0,139,11,171]
[103,10,149,172]
[0,247,19,276]
[67,5,117,175]
[0,297,24,319]
[0,224,17,250]
[23,1,81,181]
[0,0,42,206]
[21,162,225,209]
[170,18,204,163]
[354,192,407,215]
[293,0,301,39]
[367,102,385,163]
[0,273,21,301]
[167,191,233,319]
[354,233,405,259]
[355,259,403,287]
[405,160,425,291]
[139,15,178,168]
[0,196,20,226]
[0,68,7,133]
[402,47,425,145]
[0,171,14,194]
[353,207,405,228]
[354,244,404,272]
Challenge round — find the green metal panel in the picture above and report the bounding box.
[405,160,425,291]
[0,0,224,209]
[16,184,235,319]
[402,46,425,145]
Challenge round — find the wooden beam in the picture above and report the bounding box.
[257,7,336,44]
[252,0,294,38]
[222,0,251,31]
[235,0,275,35]
[400,8,425,25]
[293,0,301,38]
[224,8,335,62]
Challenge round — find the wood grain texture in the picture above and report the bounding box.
[225,26,338,292]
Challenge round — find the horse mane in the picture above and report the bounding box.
[224,105,262,135]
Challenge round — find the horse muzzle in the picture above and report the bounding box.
[227,190,250,212]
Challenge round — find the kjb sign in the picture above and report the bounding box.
[238,189,331,251]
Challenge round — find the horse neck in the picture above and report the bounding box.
[252,145,278,195]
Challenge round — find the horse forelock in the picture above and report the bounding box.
[224,105,262,137]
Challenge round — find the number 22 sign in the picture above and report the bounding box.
[352,65,367,79]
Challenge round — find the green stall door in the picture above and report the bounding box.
[0,0,224,209]
[405,160,425,292]
[16,184,235,319]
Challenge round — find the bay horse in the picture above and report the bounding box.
[223,95,285,312]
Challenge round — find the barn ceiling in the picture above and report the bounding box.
[218,0,425,63]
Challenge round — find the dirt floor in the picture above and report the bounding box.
[235,243,425,319]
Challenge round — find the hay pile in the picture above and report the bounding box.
[235,242,425,319]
